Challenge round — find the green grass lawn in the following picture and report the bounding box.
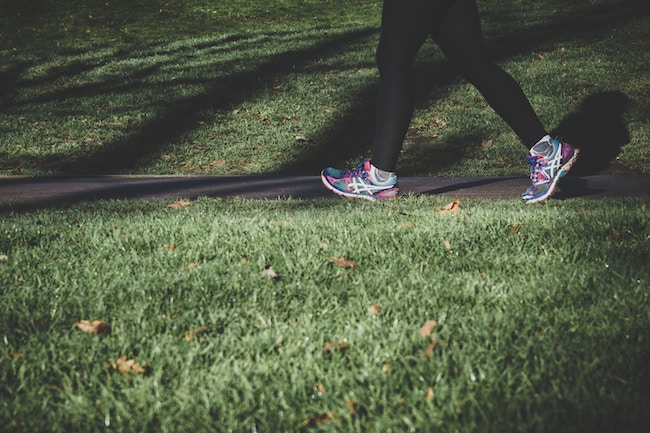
[1,1,649,431]
[1,197,649,432]
[0,0,648,176]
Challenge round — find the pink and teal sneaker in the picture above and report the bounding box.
[321,159,398,201]
[523,138,579,204]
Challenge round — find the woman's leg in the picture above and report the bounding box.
[372,0,455,172]
[433,0,547,147]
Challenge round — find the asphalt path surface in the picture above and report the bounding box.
[0,175,647,207]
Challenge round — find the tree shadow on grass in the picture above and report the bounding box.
[0,27,381,175]
[1,0,647,177]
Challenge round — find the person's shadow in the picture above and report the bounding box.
[552,90,631,175]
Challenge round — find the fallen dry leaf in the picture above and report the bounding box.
[368,305,382,315]
[444,240,452,250]
[419,320,437,337]
[113,356,145,375]
[323,339,350,353]
[423,339,439,359]
[303,412,334,426]
[209,159,226,167]
[9,351,23,359]
[329,256,357,269]
[425,387,434,401]
[510,224,522,234]
[480,139,493,149]
[264,265,280,279]
[75,320,111,336]
[184,262,198,270]
[435,200,460,214]
[347,398,356,415]
[167,199,193,209]
[185,326,209,342]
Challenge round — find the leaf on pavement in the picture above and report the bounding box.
[419,320,437,337]
[435,200,460,214]
[329,256,357,269]
[75,320,111,336]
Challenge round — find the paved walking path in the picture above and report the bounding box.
[0,175,647,207]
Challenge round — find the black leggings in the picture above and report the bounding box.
[372,0,547,172]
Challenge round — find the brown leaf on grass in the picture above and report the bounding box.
[209,159,226,167]
[425,387,434,401]
[510,224,523,234]
[264,265,280,280]
[347,398,356,415]
[75,320,111,336]
[9,351,23,359]
[419,320,437,337]
[444,240,452,250]
[167,199,193,209]
[323,339,350,354]
[303,412,334,426]
[329,256,357,269]
[113,356,145,375]
[480,139,493,149]
[435,200,460,214]
[185,326,209,342]
[423,339,439,359]
[368,305,382,315]
[184,262,198,270]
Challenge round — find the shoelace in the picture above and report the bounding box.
[527,155,549,184]
[343,163,369,179]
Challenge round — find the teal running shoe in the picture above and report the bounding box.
[523,139,579,203]
[321,159,398,201]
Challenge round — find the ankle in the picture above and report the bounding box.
[369,164,397,184]
[530,134,554,157]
